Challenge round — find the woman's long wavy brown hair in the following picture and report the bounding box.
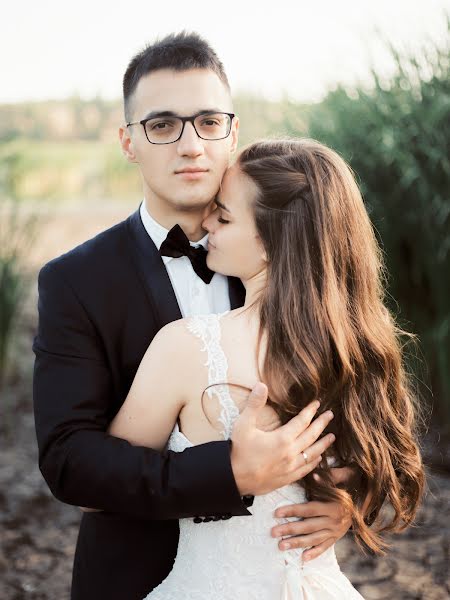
[237,138,425,554]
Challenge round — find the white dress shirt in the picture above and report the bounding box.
[140,202,231,318]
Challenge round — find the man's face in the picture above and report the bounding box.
[120,68,239,214]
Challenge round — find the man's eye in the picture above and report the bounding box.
[202,119,220,126]
[218,217,230,224]
[149,121,174,130]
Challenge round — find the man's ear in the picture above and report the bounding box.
[119,125,138,163]
[230,116,239,154]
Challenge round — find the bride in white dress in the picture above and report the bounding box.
[109,139,424,599]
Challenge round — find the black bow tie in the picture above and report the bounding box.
[159,224,215,284]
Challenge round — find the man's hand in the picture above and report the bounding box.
[271,467,354,562]
[230,382,335,496]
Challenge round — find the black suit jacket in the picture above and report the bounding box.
[33,208,249,600]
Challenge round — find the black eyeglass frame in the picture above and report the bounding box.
[126,112,235,145]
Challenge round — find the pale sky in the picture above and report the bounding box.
[2,0,449,104]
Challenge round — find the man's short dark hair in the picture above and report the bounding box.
[123,31,230,120]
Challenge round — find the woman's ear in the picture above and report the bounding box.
[119,125,138,163]
[257,237,268,263]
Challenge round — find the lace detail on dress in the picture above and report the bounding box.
[186,313,239,440]
[144,313,364,600]
[167,423,193,453]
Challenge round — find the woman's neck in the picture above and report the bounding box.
[242,269,267,309]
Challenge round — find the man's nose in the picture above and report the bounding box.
[177,121,204,157]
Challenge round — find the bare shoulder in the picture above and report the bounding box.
[148,318,199,361]
[153,317,195,342]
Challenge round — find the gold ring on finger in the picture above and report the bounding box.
[302,451,309,464]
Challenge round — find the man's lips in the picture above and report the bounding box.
[175,167,209,173]
[175,167,209,180]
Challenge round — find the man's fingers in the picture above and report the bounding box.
[274,501,335,520]
[278,530,331,551]
[239,382,268,426]
[295,431,335,458]
[296,410,334,450]
[302,538,336,561]
[271,516,329,539]
[286,433,335,482]
[280,400,321,437]
[292,455,322,481]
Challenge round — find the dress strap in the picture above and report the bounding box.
[186,313,239,440]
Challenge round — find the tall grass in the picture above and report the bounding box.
[0,200,36,393]
[291,24,450,427]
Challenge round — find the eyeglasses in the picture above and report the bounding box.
[126,111,235,145]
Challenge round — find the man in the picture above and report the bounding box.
[33,32,351,600]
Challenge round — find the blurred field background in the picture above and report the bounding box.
[1,13,449,600]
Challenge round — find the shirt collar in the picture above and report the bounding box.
[139,201,208,264]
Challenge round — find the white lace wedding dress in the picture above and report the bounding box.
[144,313,364,600]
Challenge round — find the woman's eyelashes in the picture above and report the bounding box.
[218,216,230,224]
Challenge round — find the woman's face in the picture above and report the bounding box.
[202,164,267,281]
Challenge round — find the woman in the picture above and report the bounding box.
[108,139,425,598]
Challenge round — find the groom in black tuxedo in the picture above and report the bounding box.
[33,32,351,600]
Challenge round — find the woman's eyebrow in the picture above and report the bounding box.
[215,198,231,213]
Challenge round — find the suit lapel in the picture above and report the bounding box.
[126,208,182,327]
[127,207,246,320]
[228,276,246,309]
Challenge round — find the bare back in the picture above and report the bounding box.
[178,309,279,444]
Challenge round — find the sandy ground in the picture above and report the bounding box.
[1,395,449,600]
[1,204,449,599]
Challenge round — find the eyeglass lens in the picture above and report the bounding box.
[145,113,231,144]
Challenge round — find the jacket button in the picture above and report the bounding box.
[203,516,213,522]
[212,515,221,521]
[193,516,202,523]
[221,514,232,520]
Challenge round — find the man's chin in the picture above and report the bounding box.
[173,192,218,212]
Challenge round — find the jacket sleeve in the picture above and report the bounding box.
[32,262,251,520]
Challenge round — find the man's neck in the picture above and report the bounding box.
[143,199,210,242]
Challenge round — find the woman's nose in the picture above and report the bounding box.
[202,213,213,232]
